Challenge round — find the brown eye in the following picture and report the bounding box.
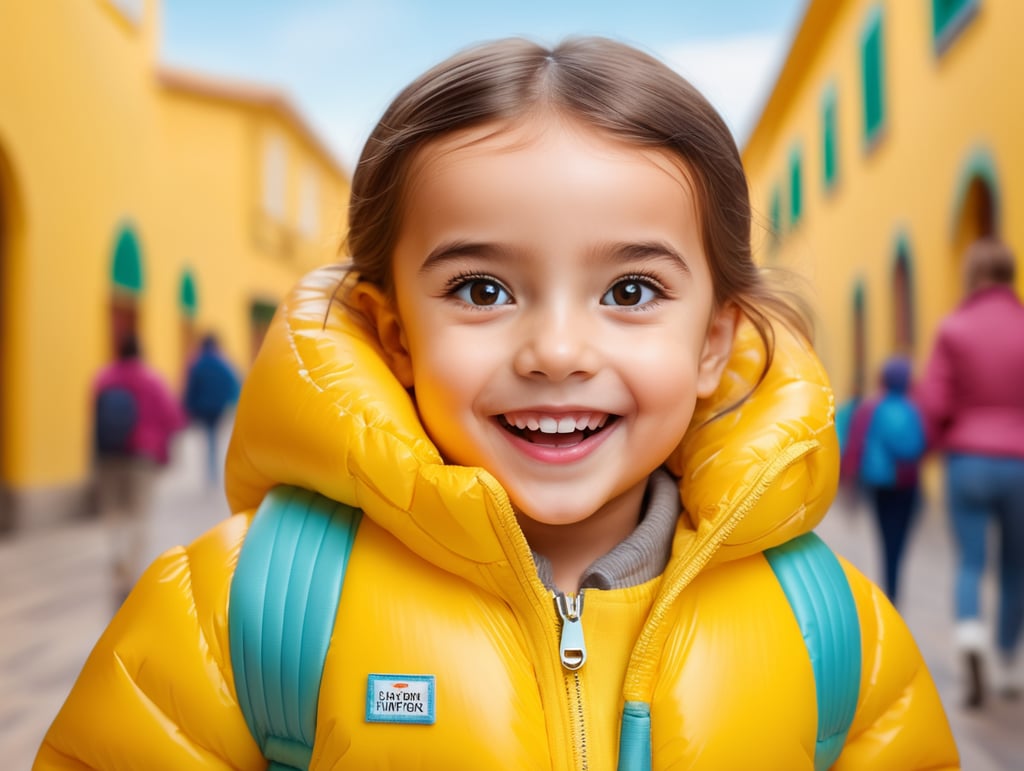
[454,278,511,306]
[612,281,642,305]
[602,278,656,307]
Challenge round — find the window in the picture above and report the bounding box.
[789,148,803,227]
[892,241,915,354]
[852,282,867,397]
[298,166,320,237]
[822,87,839,191]
[111,224,144,294]
[262,135,287,220]
[769,186,783,247]
[932,0,979,54]
[861,9,886,147]
[179,269,198,319]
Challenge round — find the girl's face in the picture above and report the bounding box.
[364,114,735,535]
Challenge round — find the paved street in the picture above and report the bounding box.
[2,427,1021,768]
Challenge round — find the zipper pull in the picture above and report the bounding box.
[554,591,587,671]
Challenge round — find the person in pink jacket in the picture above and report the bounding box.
[916,236,1024,707]
[92,333,186,606]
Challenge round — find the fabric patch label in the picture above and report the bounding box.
[366,673,436,725]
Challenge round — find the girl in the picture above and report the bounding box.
[37,37,958,769]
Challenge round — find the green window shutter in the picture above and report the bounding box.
[180,269,198,318]
[111,225,144,294]
[789,148,803,227]
[770,186,783,245]
[822,89,838,190]
[932,0,979,53]
[250,300,277,325]
[861,10,885,145]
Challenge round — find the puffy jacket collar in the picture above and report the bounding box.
[226,267,838,593]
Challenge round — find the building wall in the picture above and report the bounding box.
[743,0,1024,401]
[0,0,349,529]
[0,1,162,505]
[155,85,349,372]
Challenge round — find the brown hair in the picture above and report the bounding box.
[964,236,1016,293]
[342,36,812,381]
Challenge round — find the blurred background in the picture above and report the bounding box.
[2,0,1023,767]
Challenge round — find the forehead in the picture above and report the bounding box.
[399,112,703,235]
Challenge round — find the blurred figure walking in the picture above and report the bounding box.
[917,237,1024,708]
[183,333,241,486]
[840,356,926,606]
[92,334,186,605]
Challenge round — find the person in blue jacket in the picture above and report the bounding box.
[184,333,242,485]
[842,356,927,605]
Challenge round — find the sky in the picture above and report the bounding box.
[160,0,809,170]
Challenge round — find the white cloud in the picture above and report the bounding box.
[276,0,405,67]
[659,31,792,145]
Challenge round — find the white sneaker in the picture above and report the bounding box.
[955,619,988,652]
[955,620,989,708]
[992,653,1023,700]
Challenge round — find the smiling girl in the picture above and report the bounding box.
[38,37,958,770]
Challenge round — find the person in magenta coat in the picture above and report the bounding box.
[92,334,186,605]
[916,236,1024,707]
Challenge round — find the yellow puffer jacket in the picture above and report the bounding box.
[37,267,959,770]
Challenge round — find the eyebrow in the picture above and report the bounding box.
[608,241,691,274]
[418,239,692,275]
[418,241,507,276]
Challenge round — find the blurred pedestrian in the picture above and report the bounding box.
[92,334,186,605]
[835,389,862,456]
[183,333,241,486]
[917,236,1024,707]
[840,356,926,606]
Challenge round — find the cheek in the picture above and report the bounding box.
[620,337,703,419]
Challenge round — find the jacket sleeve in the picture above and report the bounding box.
[835,561,960,770]
[33,514,265,770]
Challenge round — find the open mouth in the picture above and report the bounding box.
[497,412,618,448]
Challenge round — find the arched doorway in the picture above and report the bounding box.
[891,239,915,356]
[0,141,22,532]
[851,281,867,399]
[0,151,8,528]
[109,224,144,357]
[950,150,1000,306]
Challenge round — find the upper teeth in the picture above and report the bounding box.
[506,414,608,433]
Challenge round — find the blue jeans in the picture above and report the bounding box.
[947,454,1024,654]
[870,486,918,605]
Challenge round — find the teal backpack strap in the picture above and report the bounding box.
[229,485,362,771]
[616,531,861,771]
[765,531,862,771]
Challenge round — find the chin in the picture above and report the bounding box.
[509,496,603,528]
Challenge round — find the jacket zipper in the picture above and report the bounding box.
[554,591,589,770]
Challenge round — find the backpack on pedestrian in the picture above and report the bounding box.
[94,385,139,457]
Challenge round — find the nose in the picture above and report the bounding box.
[512,304,598,382]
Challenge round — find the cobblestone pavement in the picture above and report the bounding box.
[2,428,1021,768]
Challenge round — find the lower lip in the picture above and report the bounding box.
[498,420,618,465]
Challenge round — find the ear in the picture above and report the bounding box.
[348,282,414,388]
[696,302,739,398]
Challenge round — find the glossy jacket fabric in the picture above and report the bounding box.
[37,267,959,770]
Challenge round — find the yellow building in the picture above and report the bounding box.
[743,0,1023,401]
[0,0,350,529]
